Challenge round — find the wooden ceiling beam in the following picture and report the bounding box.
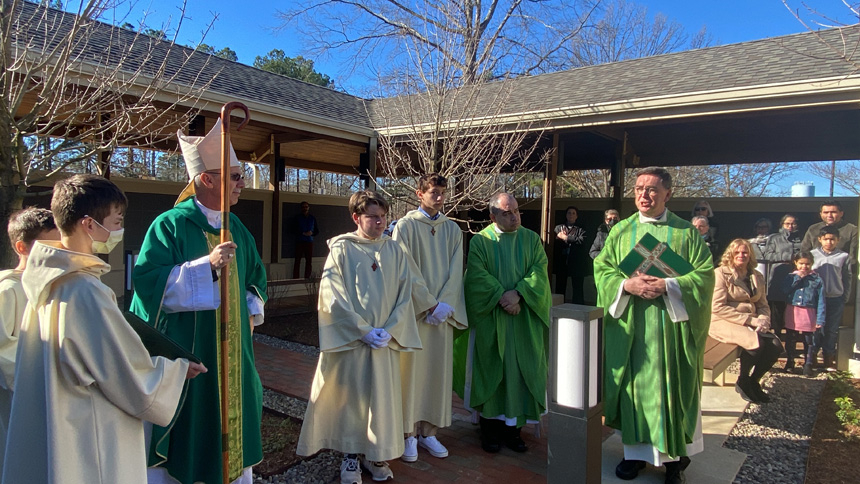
[249,135,274,163]
[282,156,361,175]
[273,133,318,144]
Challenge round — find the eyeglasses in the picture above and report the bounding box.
[694,207,708,212]
[633,186,663,196]
[205,171,244,182]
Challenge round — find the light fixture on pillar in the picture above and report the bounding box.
[547,303,603,484]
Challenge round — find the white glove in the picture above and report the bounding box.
[361,328,391,349]
[431,302,455,323]
[375,328,392,347]
[426,312,442,326]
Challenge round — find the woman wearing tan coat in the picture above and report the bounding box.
[710,239,784,404]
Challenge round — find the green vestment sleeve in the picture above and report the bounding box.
[128,198,267,484]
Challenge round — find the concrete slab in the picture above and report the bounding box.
[601,432,747,484]
[600,383,749,484]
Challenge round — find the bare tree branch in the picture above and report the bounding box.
[279,0,599,87]
[1,0,221,267]
[805,160,860,196]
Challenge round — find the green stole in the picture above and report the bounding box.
[205,232,244,481]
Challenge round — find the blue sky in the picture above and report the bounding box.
[124,1,857,86]
[120,0,857,195]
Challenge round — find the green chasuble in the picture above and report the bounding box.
[453,225,552,427]
[129,197,267,484]
[594,210,714,458]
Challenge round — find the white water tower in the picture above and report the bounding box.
[791,181,815,197]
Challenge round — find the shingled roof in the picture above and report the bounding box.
[367,25,860,130]
[14,1,373,131]
[14,2,860,136]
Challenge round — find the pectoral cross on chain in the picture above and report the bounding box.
[430,227,436,236]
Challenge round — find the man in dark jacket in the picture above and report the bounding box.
[801,200,857,258]
[293,201,320,279]
[554,206,588,303]
[800,200,857,303]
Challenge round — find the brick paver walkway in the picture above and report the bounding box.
[254,341,549,483]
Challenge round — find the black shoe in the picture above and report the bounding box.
[503,427,528,453]
[479,417,502,453]
[504,435,527,452]
[664,457,689,484]
[615,459,646,480]
[481,440,501,453]
[664,466,687,484]
[735,376,762,404]
[750,381,771,403]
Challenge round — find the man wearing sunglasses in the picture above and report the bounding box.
[130,119,267,484]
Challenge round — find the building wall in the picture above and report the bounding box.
[21,176,859,321]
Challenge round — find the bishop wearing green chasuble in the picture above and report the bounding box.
[453,192,552,454]
[130,120,267,484]
[594,168,714,484]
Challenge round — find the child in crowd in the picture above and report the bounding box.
[297,190,421,484]
[810,225,852,371]
[2,175,205,484]
[782,251,826,376]
[0,207,59,475]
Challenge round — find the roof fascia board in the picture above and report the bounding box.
[378,75,860,136]
[185,92,374,143]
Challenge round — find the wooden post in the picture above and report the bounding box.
[542,133,560,278]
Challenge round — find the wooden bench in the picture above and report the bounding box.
[703,336,741,386]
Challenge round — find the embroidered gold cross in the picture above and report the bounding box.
[632,242,681,277]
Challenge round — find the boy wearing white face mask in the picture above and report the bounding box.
[2,175,206,484]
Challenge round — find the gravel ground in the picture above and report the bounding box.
[254,389,341,484]
[253,450,341,484]
[261,388,307,420]
[725,367,827,484]
[254,333,320,358]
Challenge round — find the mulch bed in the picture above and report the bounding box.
[256,311,319,476]
[256,409,304,478]
[256,310,320,347]
[805,376,860,484]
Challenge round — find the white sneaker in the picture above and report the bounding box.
[418,435,449,458]
[360,456,394,481]
[401,436,418,462]
[341,455,362,484]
